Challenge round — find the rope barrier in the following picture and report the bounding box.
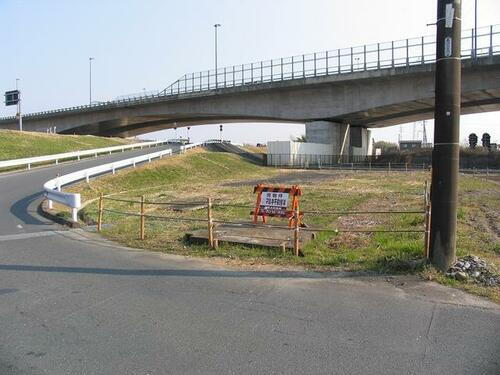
[102,197,424,215]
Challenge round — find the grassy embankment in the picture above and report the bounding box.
[61,148,499,302]
[0,130,131,161]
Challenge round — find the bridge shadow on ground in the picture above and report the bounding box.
[0,264,362,279]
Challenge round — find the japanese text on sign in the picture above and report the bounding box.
[259,191,289,215]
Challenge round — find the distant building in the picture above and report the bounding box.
[399,140,422,151]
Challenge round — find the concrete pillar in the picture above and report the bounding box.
[305,121,348,155]
[305,121,371,157]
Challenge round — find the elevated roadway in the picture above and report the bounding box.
[1,26,499,138]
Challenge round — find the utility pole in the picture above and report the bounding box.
[214,24,221,88]
[89,57,94,105]
[429,0,462,271]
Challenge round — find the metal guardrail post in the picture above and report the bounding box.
[281,58,284,80]
[391,41,394,67]
[490,25,494,55]
[406,38,409,66]
[421,36,425,64]
[314,53,317,76]
[338,49,341,73]
[326,50,329,74]
[471,28,475,59]
[350,47,353,72]
[302,54,305,78]
[377,43,380,69]
[363,45,366,70]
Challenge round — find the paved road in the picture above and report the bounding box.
[0,147,499,374]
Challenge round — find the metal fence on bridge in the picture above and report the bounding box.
[162,25,500,95]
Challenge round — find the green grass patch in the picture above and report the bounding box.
[0,129,130,161]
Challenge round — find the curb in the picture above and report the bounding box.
[38,199,81,228]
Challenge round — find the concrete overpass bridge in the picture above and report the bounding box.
[1,25,500,153]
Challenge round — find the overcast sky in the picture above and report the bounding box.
[1,0,499,145]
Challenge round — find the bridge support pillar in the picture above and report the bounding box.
[305,121,371,158]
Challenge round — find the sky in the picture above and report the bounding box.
[1,0,499,145]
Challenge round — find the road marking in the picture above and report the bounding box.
[0,231,63,242]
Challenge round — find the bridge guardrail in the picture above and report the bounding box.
[1,24,498,122]
[0,140,169,171]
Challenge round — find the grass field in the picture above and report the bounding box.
[61,149,499,303]
[0,130,131,160]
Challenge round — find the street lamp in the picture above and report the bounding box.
[214,23,221,88]
[16,78,22,132]
[474,0,478,59]
[89,57,95,105]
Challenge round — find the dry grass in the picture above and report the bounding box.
[53,151,499,303]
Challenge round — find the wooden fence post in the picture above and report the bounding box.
[294,204,300,256]
[140,195,145,240]
[207,197,214,248]
[424,201,431,259]
[97,192,104,232]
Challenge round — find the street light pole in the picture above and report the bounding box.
[89,57,94,105]
[429,0,462,271]
[474,0,477,60]
[214,24,221,88]
[16,78,22,132]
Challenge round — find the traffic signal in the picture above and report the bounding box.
[481,133,491,150]
[468,133,478,149]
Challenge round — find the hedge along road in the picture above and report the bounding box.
[0,145,499,375]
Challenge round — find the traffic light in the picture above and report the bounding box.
[481,133,491,150]
[468,133,478,149]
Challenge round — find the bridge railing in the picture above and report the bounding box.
[1,25,498,121]
[161,24,499,95]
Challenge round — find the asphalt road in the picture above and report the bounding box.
[0,147,499,374]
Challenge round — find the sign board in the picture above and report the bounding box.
[252,184,302,227]
[5,90,20,106]
[260,191,289,216]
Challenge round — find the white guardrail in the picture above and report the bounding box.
[0,140,170,170]
[42,140,223,223]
